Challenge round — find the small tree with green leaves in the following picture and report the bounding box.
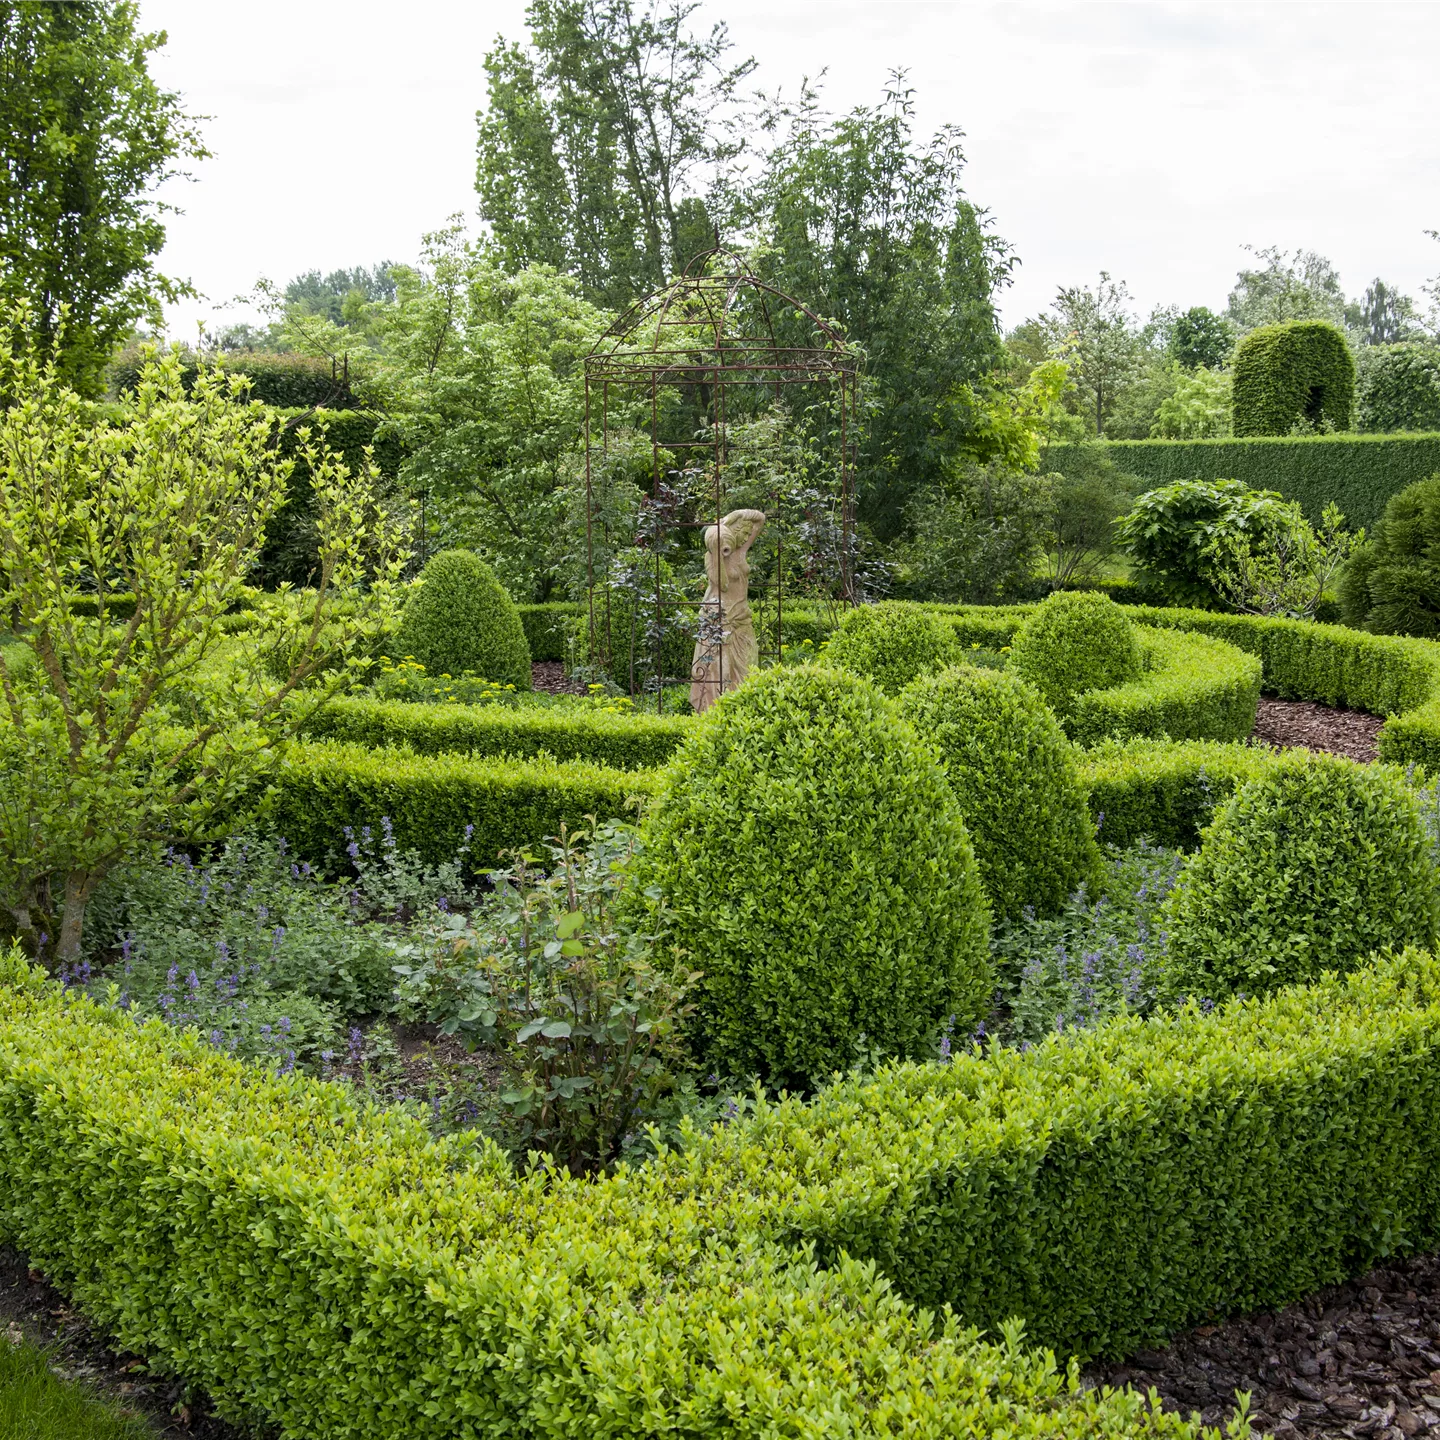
[1210,501,1360,621]
[0,326,410,961]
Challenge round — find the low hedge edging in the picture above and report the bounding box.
[305,696,691,771]
[1068,628,1261,746]
[676,948,1440,1360]
[0,956,1208,1440]
[1076,739,1281,849]
[271,741,659,871]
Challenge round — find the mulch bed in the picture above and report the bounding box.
[532,660,587,695]
[0,1248,249,1437]
[1088,1255,1440,1438]
[1249,696,1383,763]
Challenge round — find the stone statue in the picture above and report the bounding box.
[689,508,766,714]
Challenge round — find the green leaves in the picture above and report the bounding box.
[0,334,411,959]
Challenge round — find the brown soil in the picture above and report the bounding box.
[1250,696,1384,763]
[532,660,587,695]
[1088,1254,1440,1438]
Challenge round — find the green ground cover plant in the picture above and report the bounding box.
[628,665,992,1088]
[899,666,1100,919]
[990,839,1183,1043]
[0,1335,153,1440]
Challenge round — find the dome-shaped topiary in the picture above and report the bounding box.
[629,664,992,1088]
[899,666,1101,919]
[1232,319,1355,436]
[393,549,532,690]
[1160,752,1440,1002]
[1007,591,1142,722]
[822,601,962,694]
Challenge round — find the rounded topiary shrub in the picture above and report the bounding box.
[393,549,532,690]
[1007,591,1142,721]
[1232,319,1355,436]
[899,666,1101,920]
[822,601,962,694]
[630,664,992,1088]
[1160,752,1440,1002]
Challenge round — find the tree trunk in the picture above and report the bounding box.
[56,870,97,963]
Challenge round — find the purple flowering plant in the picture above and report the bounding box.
[992,839,1184,1046]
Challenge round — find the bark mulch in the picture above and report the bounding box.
[1088,1255,1440,1438]
[531,659,587,696]
[1250,696,1384,763]
[0,1247,250,1436]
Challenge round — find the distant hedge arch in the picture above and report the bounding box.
[1233,320,1355,437]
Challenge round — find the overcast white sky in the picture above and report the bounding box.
[137,0,1440,337]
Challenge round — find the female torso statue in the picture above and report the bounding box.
[689,508,766,714]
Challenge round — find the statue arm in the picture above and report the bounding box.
[721,508,767,554]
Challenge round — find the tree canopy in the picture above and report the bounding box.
[0,1,206,395]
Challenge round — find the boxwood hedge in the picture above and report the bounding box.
[306,696,690,771]
[674,948,1440,1361]
[0,954,1210,1440]
[271,741,658,872]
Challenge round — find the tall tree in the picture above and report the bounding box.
[365,222,613,603]
[0,2,207,395]
[1345,278,1424,346]
[1227,246,1347,334]
[746,80,1012,538]
[476,0,754,308]
[1044,273,1146,439]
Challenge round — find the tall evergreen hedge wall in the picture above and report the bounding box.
[1048,433,1440,533]
[1232,319,1355,436]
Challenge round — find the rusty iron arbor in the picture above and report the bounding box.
[583,248,863,709]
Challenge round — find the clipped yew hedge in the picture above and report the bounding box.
[1048,432,1440,532]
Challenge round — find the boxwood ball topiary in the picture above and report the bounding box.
[1007,591,1142,722]
[1160,751,1440,1002]
[822,601,962,694]
[900,666,1101,920]
[394,549,531,690]
[630,664,992,1087]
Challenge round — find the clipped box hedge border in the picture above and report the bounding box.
[271,741,659,871]
[0,956,1208,1440]
[9,946,1440,1428]
[306,695,689,771]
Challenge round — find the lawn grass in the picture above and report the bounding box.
[0,1335,154,1439]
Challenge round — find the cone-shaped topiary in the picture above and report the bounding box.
[1007,591,1142,722]
[394,549,531,690]
[822,601,963,694]
[1160,751,1440,1002]
[629,664,992,1088]
[900,666,1101,919]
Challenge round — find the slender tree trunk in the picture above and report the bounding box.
[56,869,98,963]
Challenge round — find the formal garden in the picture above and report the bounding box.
[14,3,1440,1438]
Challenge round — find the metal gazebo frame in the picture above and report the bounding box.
[582,248,863,709]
